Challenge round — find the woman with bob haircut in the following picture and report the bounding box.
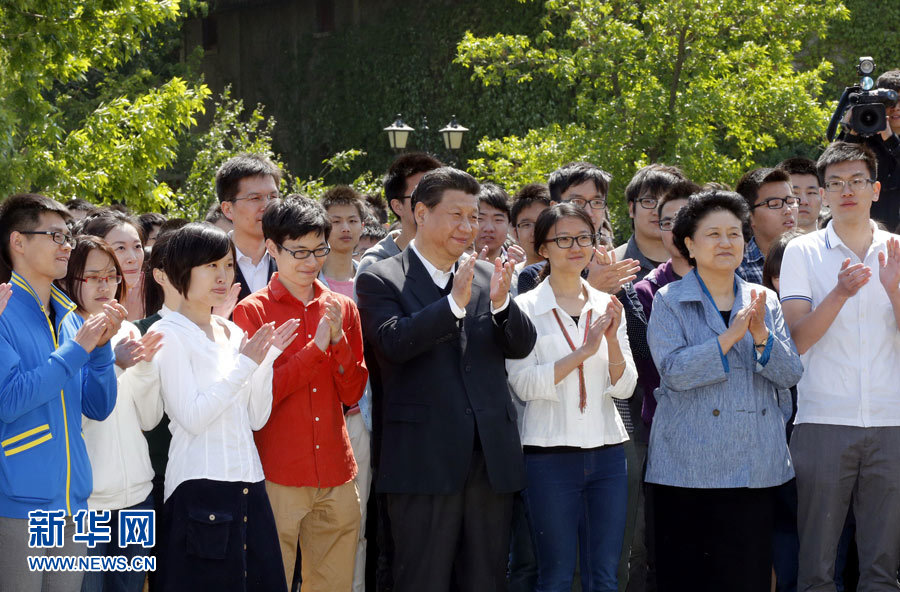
[645,190,803,591]
[152,223,299,592]
[59,236,164,592]
[506,203,636,592]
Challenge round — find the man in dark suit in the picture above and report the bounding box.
[356,167,537,592]
[216,153,281,303]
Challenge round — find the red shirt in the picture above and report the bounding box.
[233,274,367,488]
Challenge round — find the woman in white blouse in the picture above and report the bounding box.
[507,203,637,592]
[152,224,298,592]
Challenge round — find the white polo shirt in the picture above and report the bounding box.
[780,220,900,427]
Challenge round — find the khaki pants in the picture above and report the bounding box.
[347,413,373,592]
[266,479,360,592]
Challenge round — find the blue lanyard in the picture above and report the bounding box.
[694,270,737,314]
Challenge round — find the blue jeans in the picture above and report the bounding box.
[523,444,628,592]
[81,493,154,592]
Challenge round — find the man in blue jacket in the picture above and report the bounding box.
[0,193,120,591]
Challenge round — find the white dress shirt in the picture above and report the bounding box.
[506,277,636,447]
[154,311,280,500]
[233,237,272,294]
[408,240,510,315]
[780,221,900,427]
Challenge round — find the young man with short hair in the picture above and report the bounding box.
[356,218,387,262]
[233,196,367,591]
[216,153,282,301]
[778,156,823,233]
[735,167,799,284]
[320,185,365,297]
[510,183,551,268]
[0,193,121,591]
[781,141,900,590]
[475,183,513,262]
[614,163,686,281]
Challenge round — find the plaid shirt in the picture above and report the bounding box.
[736,237,765,285]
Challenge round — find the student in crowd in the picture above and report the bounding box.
[357,152,442,277]
[319,185,364,296]
[57,236,163,592]
[615,164,686,282]
[780,141,900,590]
[518,162,640,295]
[0,193,120,592]
[205,202,234,233]
[734,168,798,284]
[646,190,802,591]
[778,157,823,234]
[475,182,515,262]
[233,197,367,591]
[153,223,297,592]
[80,211,148,321]
[363,193,390,227]
[507,203,636,591]
[216,154,282,301]
[510,183,552,271]
[356,167,537,592]
[65,198,99,221]
[356,217,387,262]
[138,213,167,248]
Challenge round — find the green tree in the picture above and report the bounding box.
[0,0,209,211]
[455,0,848,231]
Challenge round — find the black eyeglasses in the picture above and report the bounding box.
[19,230,76,247]
[636,197,659,210]
[279,244,331,259]
[565,197,607,210]
[751,196,800,210]
[546,234,596,249]
[515,221,535,231]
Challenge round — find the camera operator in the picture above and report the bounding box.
[839,70,900,231]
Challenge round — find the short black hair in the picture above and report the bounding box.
[143,224,183,316]
[321,185,367,220]
[410,167,480,211]
[672,190,749,267]
[363,193,389,225]
[205,202,227,224]
[476,182,510,218]
[138,212,167,238]
[0,193,71,277]
[548,162,611,203]
[510,183,551,226]
[262,195,331,246]
[361,217,388,241]
[876,70,900,93]
[382,152,443,215]
[65,198,98,215]
[215,153,282,203]
[78,210,146,244]
[533,203,595,280]
[777,156,818,181]
[735,168,791,210]
[656,180,701,217]
[763,230,803,292]
[163,223,235,298]
[624,163,686,205]
[816,141,878,185]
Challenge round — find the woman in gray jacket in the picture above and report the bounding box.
[646,189,802,592]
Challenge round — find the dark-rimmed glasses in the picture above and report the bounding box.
[19,230,76,247]
[279,244,331,259]
[546,234,596,249]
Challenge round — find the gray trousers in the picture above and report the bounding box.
[791,423,900,592]
[0,516,87,592]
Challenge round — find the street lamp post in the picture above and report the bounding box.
[383,113,469,163]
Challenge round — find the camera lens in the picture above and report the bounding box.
[860,108,879,128]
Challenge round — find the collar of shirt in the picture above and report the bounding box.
[268,272,328,305]
[232,239,271,270]
[624,235,660,273]
[823,218,886,254]
[744,237,764,263]
[409,240,458,289]
[531,275,609,319]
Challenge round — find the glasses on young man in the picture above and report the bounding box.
[233,192,280,206]
[565,198,607,210]
[546,234,596,249]
[636,197,659,210]
[751,196,800,210]
[515,221,535,232]
[279,244,332,260]
[76,275,123,287]
[658,218,675,231]
[823,178,875,194]
[19,230,76,248]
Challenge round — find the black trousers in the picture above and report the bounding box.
[161,479,287,592]
[652,484,776,592]
[387,450,515,592]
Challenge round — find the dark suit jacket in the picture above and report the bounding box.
[232,250,278,303]
[356,248,537,495]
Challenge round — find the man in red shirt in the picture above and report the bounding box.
[233,195,367,591]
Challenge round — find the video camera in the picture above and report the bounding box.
[826,57,899,141]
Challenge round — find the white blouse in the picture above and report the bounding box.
[506,277,637,448]
[154,311,280,500]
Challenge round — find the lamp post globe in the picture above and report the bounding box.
[440,116,469,151]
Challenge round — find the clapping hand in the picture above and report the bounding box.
[240,322,275,365]
[879,237,900,297]
[451,250,479,309]
[835,258,871,299]
[490,255,515,309]
[272,318,300,351]
[212,283,242,318]
[97,300,128,346]
[114,331,164,369]
[601,297,623,342]
[585,247,640,294]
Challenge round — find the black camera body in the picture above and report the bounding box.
[826,57,900,141]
